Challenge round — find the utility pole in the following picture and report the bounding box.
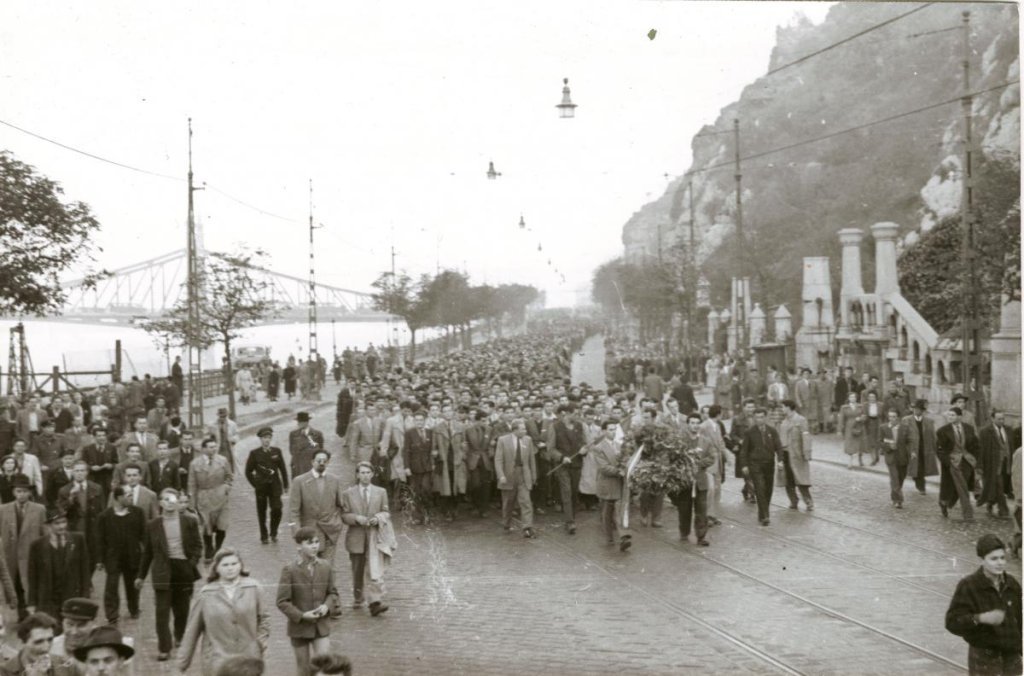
[959,11,983,422]
[387,243,396,348]
[733,118,747,357]
[307,179,321,361]
[185,118,206,430]
[688,179,695,249]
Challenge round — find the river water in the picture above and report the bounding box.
[0,318,444,387]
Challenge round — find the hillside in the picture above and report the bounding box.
[620,2,1020,325]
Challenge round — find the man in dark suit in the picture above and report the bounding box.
[833,366,862,410]
[0,475,46,619]
[245,427,289,544]
[340,462,391,616]
[402,413,434,525]
[81,427,117,503]
[56,460,104,572]
[739,408,783,526]
[135,488,202,661]
[551,405,585,534]
[46,450,78,508]
[977,410,1012,519]
[147,441,180,495]
[881,409,909,508]
[898,399,940,495]
[176,430,198,495]
[464,411,492,517]
[937,406,978,522]
[289,412,325,480]
[26,508,91,626]
[96,485,146,625]
[670,373,699,416]
[277,526,340,675]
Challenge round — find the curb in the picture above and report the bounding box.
[811,457,941,486]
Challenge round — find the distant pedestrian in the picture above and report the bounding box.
[839,391,866,469]
[289,413,325,480]
[277,527,340,675]
[945,534,1021,675]
[977,410,1012,519]
[267,363,281,402]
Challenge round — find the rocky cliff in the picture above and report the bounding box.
[621,2,1019,321]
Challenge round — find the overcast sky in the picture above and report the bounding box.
[1,0,832,307]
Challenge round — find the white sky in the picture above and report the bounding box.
[1,0,832,307]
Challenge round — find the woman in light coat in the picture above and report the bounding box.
[839,392,866,468]
[178,548,270,676]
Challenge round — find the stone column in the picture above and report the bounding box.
[774,305,792,342]
[838,228,864,328]
[801,257,834,328]
[990,294,1022,426]
[707,309,720,347]
[871,222,900,297]
[749,303,767,346]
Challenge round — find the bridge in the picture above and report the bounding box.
[57,249,384,325]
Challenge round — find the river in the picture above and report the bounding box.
[0,318,445,387]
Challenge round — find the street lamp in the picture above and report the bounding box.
[487,161,501,180]
[518,214,526,229]
[537,243,543,252]
[556,78,577,118]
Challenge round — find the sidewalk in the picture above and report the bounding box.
[192,381,342,436]
[694,387,940,486]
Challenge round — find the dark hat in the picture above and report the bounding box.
[217,407,228,416]
[296,412,311,422]
[62,597,99,621]
[72,625,134,661]
[951,392,967,404]
[256,427,274,438]
[10,474,32,490]
[45,506,67,523]
[976,533,1006,558]
[913,398,928,410]
[800,367,812,375]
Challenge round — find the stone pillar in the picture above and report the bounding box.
[801,257,834,328]
[749,303,767,346]
[838,228,864,328]
[774,305,792,342]
[871,222,900,297]
[990,294,1022,426]
[707,309,720,346]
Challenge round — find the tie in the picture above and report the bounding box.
[362,487,369,505]
[515,438,522,467]
[78,483,87,511]
[998,426,1006,447]
[132,487,138,506]
[955,424,963,446]
[15,504,23,536]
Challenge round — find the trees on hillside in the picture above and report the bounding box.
[0,151,103,315]
[370,269,539,362]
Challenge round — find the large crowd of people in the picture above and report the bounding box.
[0,318,1017,673]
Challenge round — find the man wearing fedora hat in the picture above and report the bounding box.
[27,508,91,627]
[72,625,134,676]
[245,427,289,545]
[898,399,940,497]
[289,412,324,480]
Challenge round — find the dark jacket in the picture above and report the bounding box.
[96,505,146,570]
[945,567,1022,653]
[553,419,585,468]
[670,383,699,415]
[833,377,863,409]
[137,513,203,590]
[245,446,289,495]
[276,557,339,639]
[740,425,783,468]
[45,466,76,507]
[147,458,181,494]
[978,423,1011,506]
[27,532,91,611]
[81,441,118,492]
[403,428,434,475]
[335,388,354,437]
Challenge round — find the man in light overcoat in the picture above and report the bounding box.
[290,450,345,564]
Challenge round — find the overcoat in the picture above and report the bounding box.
[839,403,865,456]
[897,414,940,477]
[779,413,812,486]
[0,500,45,587]
[432,420,468,497]
[189,454,233,533]
[178,578,270,676]
[977,423,1011,506]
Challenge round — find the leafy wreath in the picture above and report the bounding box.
[617,424,700,498]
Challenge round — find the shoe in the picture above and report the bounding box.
[640,515,650,527]
[789,504,798,511]
[940,503,949,518]
[567,524,577,535]
[270,535,278,543]
[651,521,664,528]
[353,600,364,608]
[503,526,513,533]
[806,503,814,512]
[697,539,710,547]
[708,516,721,526]
[918,489,927,496]
[535,508,546,515]
[759,519,770,526]
[895,503,903,509]
[369,602,389,617]
[619,536,632,552]
[523,528,535,539]
[157,653,170,662]
[261,538,269,545]
[870,458,879,466]
[129,612,140,620]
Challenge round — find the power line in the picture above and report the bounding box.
[684,80,1019,178]
[765,3,935,77]
[0,117,183,181]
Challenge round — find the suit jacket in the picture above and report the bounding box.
[552,419,585,467]
[95,505,146,569]
[403,427,434,475]
[57,480,104,536]
[289,471,344,539]
[0,501,45,585]
[277,557,339,639]
[27,532,91,609]
[346,416,381,460]
[81,441,118,491]
[289,427,325,479]
[936,422,979,464]
[148,459,181,494]
[897,414,940,476]
[699,418,729,482]
[432,421,467,496]
[493,433,537,490]
[978,423,1012,505]
[30,433,65,471]
[340,483,389,554]
[117,431,159,463]
[137,513,202,590]
[111,484,159,521]
[15,408,47,443]
[0,419,14,456]
[880,421,908,466]
[590,438,622,501]
[834,377,863,408]
[739,425,783,468]
[46,466,77,506]
[245,446,289,495]
[463,422,492,472]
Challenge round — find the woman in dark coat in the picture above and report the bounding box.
[283,361,297,400]
[266,364,281,402]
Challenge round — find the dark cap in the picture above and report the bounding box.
[72,625,134,661]
[951,392,967,404]
[296,412,311,422]
[217,408,228,416]
[256,427,274,438]
[62,597,99,621]
[913,398,928,410]
[976,533,1006,558]
[45,506,67,523]
[10,474,32,490]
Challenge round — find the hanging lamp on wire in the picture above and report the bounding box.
[556,78,577,119]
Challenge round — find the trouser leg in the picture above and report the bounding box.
[948,462,974,520]
[797,485,813,508]
[202,533,214,559]
[350,553,365,602]
[103,566,122,623]
[255,490,269,540]
[500,489,515,528]
[514,472,533,529]
[600,499,618,542]
[569,466,582,512]
[170,561,194,644]
[677,492,694,538]
[269,493,283,537]
[751,464,774,522]
[783,451,799,506]
[292,640,312,676]
[555,468,574,524]
[214,528,226,551]
[363,557,384,604]
[154,588,173,653]
[694,489,708,540]
[707,473,721,518]
[13,572,26,621]
[123,562,139,615]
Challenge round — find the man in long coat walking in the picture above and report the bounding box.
[897,399,939,496]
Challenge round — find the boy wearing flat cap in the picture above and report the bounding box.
[946,533,1022,674]
[245,427,289,545]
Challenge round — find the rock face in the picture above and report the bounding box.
[621,2,1019,319]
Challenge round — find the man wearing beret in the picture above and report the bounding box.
[245,427,289,545]
[946,534,1022,674]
